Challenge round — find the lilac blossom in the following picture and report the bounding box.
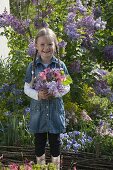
[34,16,48,29]
[93,6,102,19]
[76,0,87,13]
[93,79,111,96]
[77,15,95,30]
[109,93,113,102]
[58,40,67,48]
[65,23,80,39]
[91,68,108,78]
[103,45,113,62]
[68,6,77,13]
[65,3,106,42]
[70,60,81,73]
[0,11,28,34]
[47,81,60,96]
[94,17,106,30]
[28,39,36,57]
[67,12,76,22]
[81,35,93,50]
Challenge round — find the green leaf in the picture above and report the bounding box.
[62,75,73,85]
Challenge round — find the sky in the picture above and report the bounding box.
[0,0,10,59]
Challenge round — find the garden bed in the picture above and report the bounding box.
[0,146,113,169]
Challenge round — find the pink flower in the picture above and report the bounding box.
[24,164,32,170]
[9,163,19,170]
[39,72,46,81]
[34,68,72,96]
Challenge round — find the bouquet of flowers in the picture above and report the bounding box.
[33,68,72,97]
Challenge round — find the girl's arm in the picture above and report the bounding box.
[24,82,52,100]
[24,82,39,100]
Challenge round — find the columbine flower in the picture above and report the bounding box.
[110,112,113,119]
[60,131,92,152]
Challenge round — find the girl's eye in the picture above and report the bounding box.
[49,43,52,46]
[41,44,44,46]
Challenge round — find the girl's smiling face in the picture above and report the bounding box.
[36,35,56,63]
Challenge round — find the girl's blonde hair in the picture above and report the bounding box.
[35,27,58,47]
[32,27,59,79]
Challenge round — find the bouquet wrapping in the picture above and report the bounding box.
[33,68,72,97]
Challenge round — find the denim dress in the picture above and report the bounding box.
[24,56,69,134]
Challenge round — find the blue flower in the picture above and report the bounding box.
[0,88,4,93]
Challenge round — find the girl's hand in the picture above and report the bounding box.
[38,89,52,100]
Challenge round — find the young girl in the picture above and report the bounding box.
[24,27,70,169]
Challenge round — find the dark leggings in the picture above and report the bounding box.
[34,132,60,157]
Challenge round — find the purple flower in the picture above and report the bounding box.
[76,0,87,13]
[0,11,27,34]
[93,79,111,96]
[11,89,23,95]
[58,40,67,48]
[68,6,77,13]
[67,12,76,22]
[94,17,106,30]
[73,131,80,136]
[81,35,93,50]
[31,0,37,5]
[65,23,80,39]
[16,98,23,105]
[2,83,10,92]
[103,45,113,62]
[23,19,31,28]
[24,107,30,116]
[110,112,113,119]
[0,88,4,93]
[34,16,48,29]
[70,60,81,73]
[93,6,102,19]
[91,68,108,78]
[28,39,36,57]
[109,93,113,102]
[77,15,95,30]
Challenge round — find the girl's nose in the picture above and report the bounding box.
[44,44,49,50]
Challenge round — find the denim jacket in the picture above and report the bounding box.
[24,56,69,134]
